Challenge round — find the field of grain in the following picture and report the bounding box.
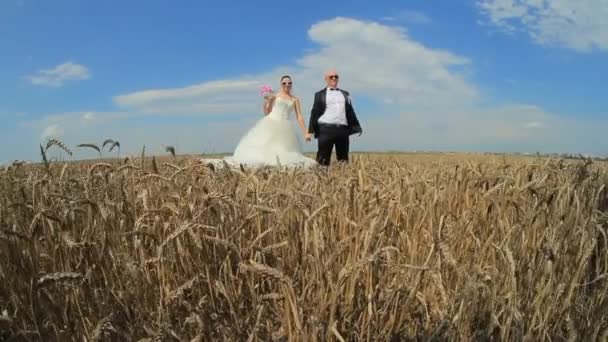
[1,150,607,341]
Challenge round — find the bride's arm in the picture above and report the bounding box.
[293,97,307,134]
[263,96,275,115]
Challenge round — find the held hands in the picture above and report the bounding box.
[304,133,313,142]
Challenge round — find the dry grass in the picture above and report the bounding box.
[1,152,607,341]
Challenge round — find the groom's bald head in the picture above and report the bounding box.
[324,68,339,87]
[324,68,337,77]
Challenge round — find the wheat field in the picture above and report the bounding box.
[1,149,607,341]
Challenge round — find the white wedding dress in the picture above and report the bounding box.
[202,96,318,169]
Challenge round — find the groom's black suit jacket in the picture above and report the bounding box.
[308,88,362,138]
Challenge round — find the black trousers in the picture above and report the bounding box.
[316,124,349,166]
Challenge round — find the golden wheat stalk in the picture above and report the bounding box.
[88,163,114,176]
[0,225,30,241]
[37,272,83,287]
[260,293,283,300]
[159,223,193,251]
[139,174,173,184]
[1,152,607,340]
[91,314,117,341]
[239,260,289,283]
[39,144,50,172]
[165,145,176,157]
[165,275,200,304]
[102,139,114,150]
[45,138,73,156]
[200,235,240,257]
[77,143,102,156]
[116,164,141,172]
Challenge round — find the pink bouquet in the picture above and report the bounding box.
[260,84,273,99]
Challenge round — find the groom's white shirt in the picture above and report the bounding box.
[318,87,348,126]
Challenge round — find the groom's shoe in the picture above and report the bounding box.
[316,158,330,167]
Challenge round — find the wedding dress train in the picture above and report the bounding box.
[201,96,318,169]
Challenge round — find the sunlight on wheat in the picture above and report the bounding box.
[0,151,607,340]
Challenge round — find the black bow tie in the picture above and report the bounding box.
[329,88,339,91]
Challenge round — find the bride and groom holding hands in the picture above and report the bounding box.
[208,68,362,168]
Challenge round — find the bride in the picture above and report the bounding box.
[203,75,318,168]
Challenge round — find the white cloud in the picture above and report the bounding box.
[381,10,432,24]
[114,17,477,116]
[12,17,608,161]
[22,111,127,148]
[114,79,263,115]
[298,18,475,106]
[80,112,101,127]
[477,0,608,51]
[115,80,259,108]
[524,121,542,128]
[26,61,90,87]
[23,111,127,132]
[82,112,95,122]
[41,124,64,140]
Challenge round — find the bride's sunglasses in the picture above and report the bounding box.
[282,82,292,86]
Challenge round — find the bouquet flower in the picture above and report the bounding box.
[260,84,274,99]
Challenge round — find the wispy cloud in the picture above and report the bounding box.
[477,0,608,52]
[114,79,262,115]
[398,10,433,24]
[114,17,474,116]
[40,124,64,140]
[381,10,432,24]
[524,121,542,129]
[26,61,90,87]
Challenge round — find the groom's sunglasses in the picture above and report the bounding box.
[328,75,339,80]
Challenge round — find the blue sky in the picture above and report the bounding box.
[1,0,607,163]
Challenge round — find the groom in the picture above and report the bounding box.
[305,69,362,166]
